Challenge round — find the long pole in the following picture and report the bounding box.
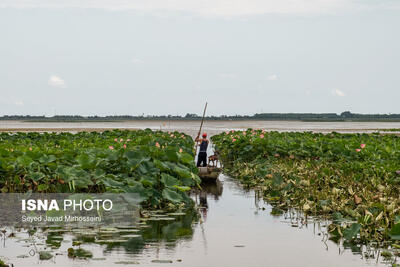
[195,102,208,154]
[198,102,208,137]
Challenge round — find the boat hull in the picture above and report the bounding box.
[198,167,221,180]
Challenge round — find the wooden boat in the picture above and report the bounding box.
[195,103,222,181]
[198,166,222,181]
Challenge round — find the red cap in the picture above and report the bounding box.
[202,133,207,137]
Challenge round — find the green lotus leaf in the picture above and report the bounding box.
[39,154,57,164]
[389,223,400,240]
[140,175,157,187]
[101,177,125,188]
[173,185,191,192]
[16,155,33,167]
[161,173,179,187]
[75,154,95,169]
[162,188,183,203]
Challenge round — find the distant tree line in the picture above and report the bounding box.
[1,112,400,122]
[253,111,400,121]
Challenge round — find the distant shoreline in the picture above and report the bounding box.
[10,118,400,123]
[2,111,400,122]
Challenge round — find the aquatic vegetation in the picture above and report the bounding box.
[38,251,53,260]
[114,261,140,264]
[67,247,93,258]
[46,232,63,248]
[0,129,200,208]
[0,259,10,267]
[0,208,198,265]
[151,259,173,263]
[212,130,400,245]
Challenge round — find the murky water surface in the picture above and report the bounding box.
[1,121,399,266]
[1,176,394,267]
[1,120,400,135]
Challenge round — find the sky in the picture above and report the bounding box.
[0,0,399,116]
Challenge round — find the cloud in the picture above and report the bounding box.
[14,100,24,106]
[48,75,67,88]
[266,74,277,81]
[331,89,346,97]
[218,73,236,79]
[0,96,25,106]
[305,90,311,95]
[1,0,399,16]
[131,58,144,64]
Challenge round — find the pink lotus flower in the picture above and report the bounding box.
[232,138,236,142]
[127,139,131,142]
[243,132,246,135]
[155,142,160,148]
[179,148,183,153]
[260,134,264,138]
[360,144,366,149]
[109,146,114,150]
[29,147,32,151]
[123,144,127,149]
[356,148,361,152]
[114,138,118,142]
[120,138,123,142]
[225,131,229,135]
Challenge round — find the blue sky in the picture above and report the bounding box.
[0,1,399,116]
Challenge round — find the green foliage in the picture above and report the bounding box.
[211,129,400,244]
[0,129,200,209]
[389,223,400,240]
[0,259,8,267]
[68,248,93,258]
[343,223,361,240]
[39,251,53,260]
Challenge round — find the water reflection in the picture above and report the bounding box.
[190,179,223,222]
[0,208,200,266]
[191,179,223,203]
[0,176,397,266]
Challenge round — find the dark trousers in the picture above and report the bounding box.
[197,152,207,167]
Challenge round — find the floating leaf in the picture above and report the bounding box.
[39,251,53,260]
[342,223,361,241]
[151,259,173,263]
[389,223,400,240]
[67,248,93,258]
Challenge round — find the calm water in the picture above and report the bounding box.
[0,121,398,266]
[0,176,394,266]
[1,120,400,135]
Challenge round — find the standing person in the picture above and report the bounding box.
[196,133,209,167]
